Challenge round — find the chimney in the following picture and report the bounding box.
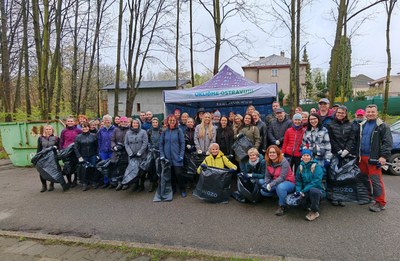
[280,51,285,57]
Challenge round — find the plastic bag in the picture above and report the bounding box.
[77,161,95,184]
[31,147,65,184]
[193,166,233,203]
[184,152,198,177]
[232,136,253,161]
[121,157,141,185]
[139,150,153,172]
[96,159,112,178]
[62,160,76,176]
[57,144,76,162]
[237,176,260,203]
[326,180,370,204]
[153,159,173,202]
[286,193,303,206]
[328,156,361,185]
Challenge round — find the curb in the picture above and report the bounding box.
[0,230,284,260]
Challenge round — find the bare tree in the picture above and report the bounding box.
[382,0,397,118]
[114,0,125,117]
[1,0,13,121]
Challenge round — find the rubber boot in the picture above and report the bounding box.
[115,182,123,191]
[137,175,145,192]
[61,181,70,191]
[48,182,55,191]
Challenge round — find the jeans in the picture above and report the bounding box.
[99,151,112,184]
[304,188,323,212]
[82,155,97,185]
[259,180,295,207]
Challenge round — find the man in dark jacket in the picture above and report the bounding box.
[317,98,335,127]
[267,108,292,148]
[356,104,392,212]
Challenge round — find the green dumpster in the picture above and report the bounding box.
[0,120,65,167]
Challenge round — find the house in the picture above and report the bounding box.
[351,74,374,96]
[368,75,400,97]
[242,51,308,97]
[101,80,191,116]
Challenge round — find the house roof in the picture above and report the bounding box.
[242,54,307,69]
[369,75,400,86]
[351,74,374,86]
[101,80,191,90]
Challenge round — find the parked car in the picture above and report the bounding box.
[388,120,400,176]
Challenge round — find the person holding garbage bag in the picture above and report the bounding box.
[111,116,130,190]
[36,125,66,192]
[120,119,148,192]
[255,145,295,216]
[160,115,186,197]
[294,149,325,221]
[74,122,98,191]
[197,143,237,174]
[146,117,162,192]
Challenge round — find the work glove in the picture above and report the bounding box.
[275,140,280,146]
[78,157,84,162]
[300,192,305,197]
[186,145,191,150]
[228,168,236,174]
[337,150,343,155]
[340,150,349,158]
[294,192,301,197]
[324,160,330,168]
[96,156,100,161]
[266,183,272,191]
[200,164,207,170]
[197,150,203,154]
[160,156,165,161]
[136,153,141,157]
[205,151,210,155]
[113,146,118,151]
[178,156,184,162]
[236,133,244,139]
[247,173,253,178]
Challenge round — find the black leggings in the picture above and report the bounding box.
[171,166,185,192]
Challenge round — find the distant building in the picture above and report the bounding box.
[242,51,308,97]
[101,80,190,116]
[368,75,400,97]
[351,74,374,96]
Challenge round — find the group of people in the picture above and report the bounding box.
[36,99,393,221]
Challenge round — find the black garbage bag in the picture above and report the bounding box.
[153,159,173,202]
[237,175,260,203]
[121,157,141,185]
[326,181,370,204]
[184,152,198,178]
[96,159,112,178]
[62,160,77,176]
[57,144,76,162]
[139,150,153,172]
[232,136,253,161]
[31,147,65,184]
[193,167,233,203]
[328,156,361,185]
[77,161,95,184]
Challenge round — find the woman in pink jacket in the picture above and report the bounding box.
[282,113,305,173]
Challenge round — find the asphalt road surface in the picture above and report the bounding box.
[0,164,399,260]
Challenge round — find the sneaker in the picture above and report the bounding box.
[48,183,54,191]
[115,184,123,191]
[40,185,47,193]
[275,206,286,216]
[181,191,187,198]
[331,200,339,206]
[82,184,89,191]
[305,211,320,221]
[369,203,386,212]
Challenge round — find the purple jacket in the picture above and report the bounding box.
[97,125,115,153]
[60,126,82,149]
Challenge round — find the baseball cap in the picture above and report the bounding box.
[355,109,365,116]
[318,98,330,104]
[275,108,285,113]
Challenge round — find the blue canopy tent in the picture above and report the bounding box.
[163,65,278,119]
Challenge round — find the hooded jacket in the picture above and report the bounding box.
[60,126,82,149]
[197,151,237,174]
[110,125,129,163]
[267,115,292,146]
[282,124,305,157]
[124,120,148,159]
[301,126,333,163]
[160,126,185,167]
[237,124,261,149]
[264,157,295,187]
[97,125,115,153]
[295,159,325,194]
[326,117,355,154]
[245,155,266,179]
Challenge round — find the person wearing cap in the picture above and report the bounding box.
[282,113,306,173]
[212,110,221,128]
[195,108,206,125]
[112,116,130,190]
[317,98,335,127]
[332,104,340,112]
[146,117,163,192]
[267,107,292,148]
[301,113,332,168]
[356,104,392,212]
[295,149,325,221]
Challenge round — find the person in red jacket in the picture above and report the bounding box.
[282,113,306,173]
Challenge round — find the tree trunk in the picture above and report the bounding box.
[213,0,221,75]
[289,0,296,115]
[295,0,300,108]
[78,1,91,114]
[382,0,396,118]
[22,0,31,117]
[71,0,79,115]
[14,49,23,113]
[175,0,180,88]
[328,0,346,103]
[0,0,12,121]
[114,0,124,117]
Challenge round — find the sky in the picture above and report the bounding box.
[101,0,400,81]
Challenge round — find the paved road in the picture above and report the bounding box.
[0,162,399,260]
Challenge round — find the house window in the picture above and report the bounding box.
[136,103,141,112]
[271,69,278,77]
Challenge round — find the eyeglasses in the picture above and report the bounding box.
[268,151,277,154]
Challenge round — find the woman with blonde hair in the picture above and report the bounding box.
[232,114,243,136]
[194,112,216,155]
